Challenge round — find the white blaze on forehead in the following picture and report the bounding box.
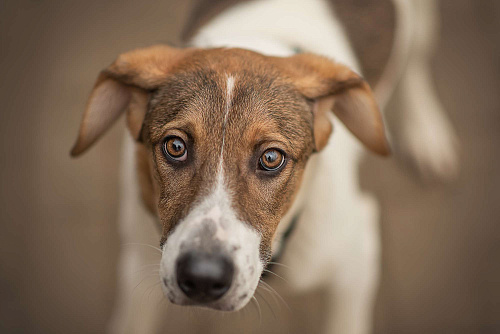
[225,75,236,121]
[219,75,235,175]
[212,75,235,238]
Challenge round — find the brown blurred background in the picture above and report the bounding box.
[1,0,499,333]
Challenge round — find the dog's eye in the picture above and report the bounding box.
[259,149,285,171]
[163,136,187,162]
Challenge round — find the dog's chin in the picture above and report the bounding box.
[161,279,258,312]
[171,301,244,312]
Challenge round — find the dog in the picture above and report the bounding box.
[71,0,459,333]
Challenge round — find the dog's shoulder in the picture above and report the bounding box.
[182,0,395,87]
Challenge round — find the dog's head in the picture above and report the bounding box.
[71,45,389,311]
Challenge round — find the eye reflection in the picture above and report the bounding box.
[163,136,187,161]
[259,149,285,171]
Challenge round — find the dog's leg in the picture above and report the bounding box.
[284,189,381,334]
[394,0,460,182]
[279,128,381,334]
[320,192,380,334]
[107,245,165,334]
[107,135,165,334]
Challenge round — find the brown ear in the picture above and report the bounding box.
[70,45,193,157]
[275,53,390,155]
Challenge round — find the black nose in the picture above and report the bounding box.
[176,252,234,303]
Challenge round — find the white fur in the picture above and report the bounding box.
[374,0,415,110]
[191,0,360,71]
[108,134,166,334]
[159,176,263,311]
[395,0,460,181]
[220,75,235,160]
[109,0,459,333]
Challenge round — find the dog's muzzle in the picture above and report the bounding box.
[159,193,263,311]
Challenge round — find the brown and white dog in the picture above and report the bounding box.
[71,0,459,333]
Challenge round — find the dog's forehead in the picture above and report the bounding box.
[142,50,317,250]
[144,49,314,151]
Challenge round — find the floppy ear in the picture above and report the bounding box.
[70,45,193,157]
[275,53,390,155]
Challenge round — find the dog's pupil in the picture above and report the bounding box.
[266,151,277,163]
[169,138,185,156]
[263,150,284,170]
[172,141,183,152]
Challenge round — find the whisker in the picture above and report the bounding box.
[267,261,292,270]
[137,278,161,311]
[138,263,161,269]
[124,242,162,254]
[263,268,287,282]
[257,284,280,311]
[251,295,262,325]
[133,263,161,277]
[145,281,162,301]
[259,280,290,312]
[133,268,160,275]
[132,273,158,295]
[256,290,277,320]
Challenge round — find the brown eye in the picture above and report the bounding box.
[259,149,285,171]
[163,136,187,161]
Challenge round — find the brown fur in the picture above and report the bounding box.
[71,45,388,260]
[135,144,158,215]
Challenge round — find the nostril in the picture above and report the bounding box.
[176,251,234,303]
[211,282,229,296]
[180,280,196,292]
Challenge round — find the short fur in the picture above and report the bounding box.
[72,0,459,333]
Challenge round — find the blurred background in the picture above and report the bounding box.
[1,0,499,333]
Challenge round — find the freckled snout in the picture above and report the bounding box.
[161,188,263,311]
[176,251,234,303]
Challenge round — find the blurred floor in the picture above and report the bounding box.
[0,0,499,333]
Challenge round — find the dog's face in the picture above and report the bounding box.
[71,45,388,311]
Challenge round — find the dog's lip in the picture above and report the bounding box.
[167,295,239,312]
